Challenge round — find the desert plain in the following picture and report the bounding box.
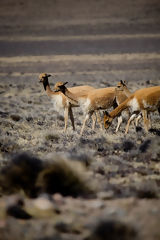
[0,0,160,239]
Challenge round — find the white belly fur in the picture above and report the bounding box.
[128,98,140,112]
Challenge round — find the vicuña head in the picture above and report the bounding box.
[39,73,52,90]
[116,80,127,91]
[54,82,68,93]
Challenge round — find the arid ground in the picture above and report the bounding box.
[0,0,160,239]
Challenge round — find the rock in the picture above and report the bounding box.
[10,114,21,122]
[33,195,54,210]
[97,191,114,200]
[6,195,32,220]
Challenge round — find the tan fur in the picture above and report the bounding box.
[39,73,95,132]
[114,80,131,132]
[104,86,160,133]
[115,80,142,133]
[54,81,116,135]
[115,80,131,105]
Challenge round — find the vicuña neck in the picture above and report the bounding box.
[63,88,79,105]
[123,87,131,97]
[43,78,54,96]
[110,98,130,118]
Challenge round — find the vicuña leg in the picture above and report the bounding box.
[135,113,142,126]
[142,110,150,132]
[64,107,69,132]
[91,112,97,130]
[80,111,93,135]
[68,106,75,131]
[95,110,103,130]
[125,113,137,134]
[116,115,122,132]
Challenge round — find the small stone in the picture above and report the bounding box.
[33,196,53,210]
[97,191,114,200]
[10,114,21,121]
[53,193,65,205]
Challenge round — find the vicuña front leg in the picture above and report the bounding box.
[68,106,75,131]
[64,107,69,132]
[115,116,122,132]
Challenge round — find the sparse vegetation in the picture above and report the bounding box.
[37,158,93,197]
[45,133,60,143]
[10,114,21,122]
[87,220,136,240]
[0,0,160,239]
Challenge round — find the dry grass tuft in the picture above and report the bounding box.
[0,153,94,198]
[37,157,93,197]
[10,114,21,121]
[0,153,43,197]
[0,139,20,153]
[86,220,136,240]
[122,140,135,152]
[45,133,60,143]
[136,180,159,199]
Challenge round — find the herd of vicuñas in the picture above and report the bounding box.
[39,73,160,135]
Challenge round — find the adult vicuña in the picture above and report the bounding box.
[115,80,142,133]
[104,86,160,133]
[39,73,95,132]
[54,81,118,135]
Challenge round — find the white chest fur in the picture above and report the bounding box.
[128,98,140,112]
[52,94,64,111]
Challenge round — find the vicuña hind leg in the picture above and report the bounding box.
[91,112,97,130]
[95,111,103,130]
[80,111,93,135]
[116,115,122,132]
[91,111,102,131]
[142,110,149,132]
[135,113,142,126]
[125,113,137,134]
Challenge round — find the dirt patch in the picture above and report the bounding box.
[0,0,160,239]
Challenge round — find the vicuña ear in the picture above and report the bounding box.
[63,82,68,86]
[120,80,124,84]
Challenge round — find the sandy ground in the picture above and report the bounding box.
[0,0,160,239]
